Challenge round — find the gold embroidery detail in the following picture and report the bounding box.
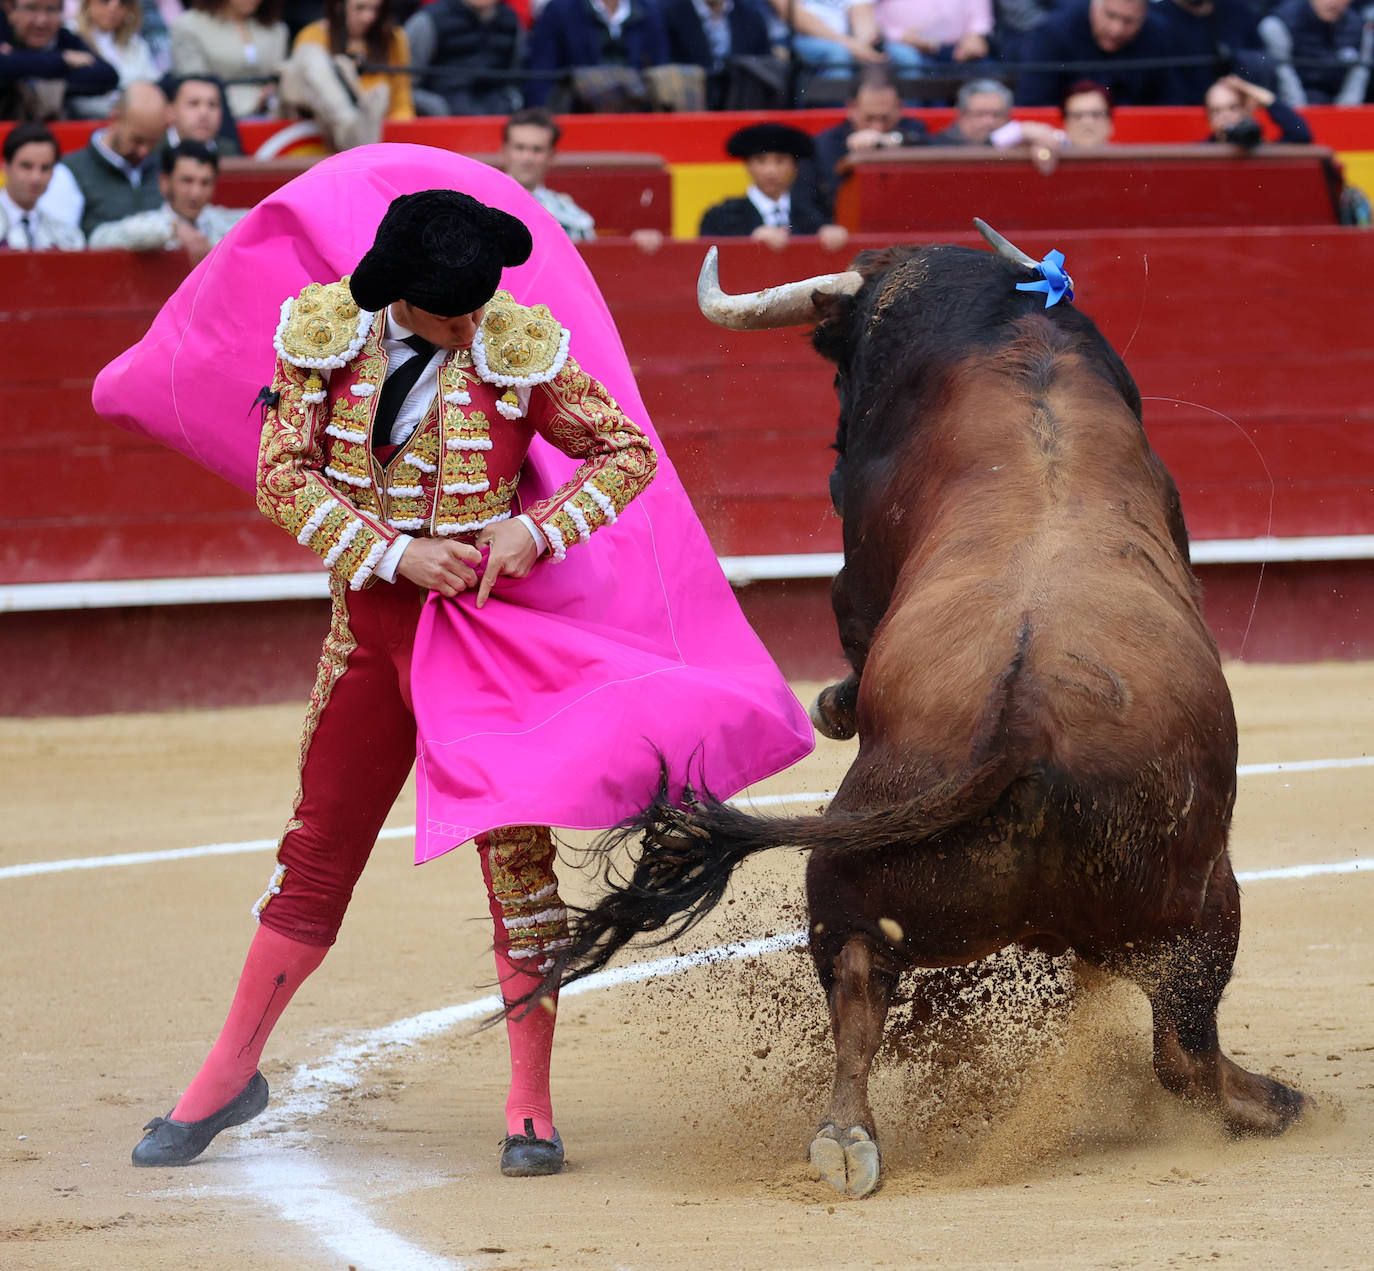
[279,279,363,362]
[479,826,570,958]
[479,292,563,379]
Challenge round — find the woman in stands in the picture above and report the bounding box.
[70,0,162,117]
[170,0,289,118]
[290,0,414,119]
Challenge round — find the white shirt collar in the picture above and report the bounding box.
[746,184,790,227]
[384,306,417,343]
[91,127,150,181]
[591,0,632,36]
[0,187,34,224]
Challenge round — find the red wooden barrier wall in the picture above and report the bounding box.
[2,224,1372,712]
[7,104,1374,161]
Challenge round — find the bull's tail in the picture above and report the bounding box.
[511,620,1037,1013]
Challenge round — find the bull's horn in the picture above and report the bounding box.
[696,245,864,331]
[973,218,1039,269]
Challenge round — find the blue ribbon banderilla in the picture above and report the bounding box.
[1015,250,1075,308]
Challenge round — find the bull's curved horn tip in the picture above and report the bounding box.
[698,245,719,287]
[973,217,1039,269]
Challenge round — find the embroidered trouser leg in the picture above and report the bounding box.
[477,825,571,968]
[255,577,425,946]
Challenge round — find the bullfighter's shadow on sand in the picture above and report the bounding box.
[512,224,1314,1199]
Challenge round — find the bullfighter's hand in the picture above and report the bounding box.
[474,518,540,608]
[396,538,482,597]
[751,225,791,251]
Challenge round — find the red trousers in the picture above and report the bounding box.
[253,577,564,952]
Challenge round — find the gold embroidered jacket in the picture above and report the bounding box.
[256,279,657,589]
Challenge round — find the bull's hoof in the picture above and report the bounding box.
[808,1123,881,1198]
[810,685,857,741]
[1223,1074,1316,1138]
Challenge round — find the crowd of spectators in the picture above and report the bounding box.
[1,0,1369,250]
[4,0,1373,128]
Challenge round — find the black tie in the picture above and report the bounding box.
[19,214,34,249]
[372,334,437,448]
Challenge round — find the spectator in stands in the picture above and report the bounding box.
[875,0,993,69]
[1203,72,1312,144]
[138,0,184,74]
[404,0,522,116]
[1060,78,1113,146]
[89,137,244,257]
[1153,0,1271,108]
[278,0,409,148]
[662,0,775,110]
[69,0,161,117]
[58,78,165,234]
[971,77,1109,167]
[501,105,593,239]
[767,0,898,87]
[1014,0,1168,108]
[991,0,1051,62]
[524,0,670,109]
[170,0,288,118]
[699,121,849,252]
[290,0,414,117]
[805,65,926,217]
[497,104,665,249]
[281,0,323,37]
[1259,0,1369,107]
[0,0,118,118]
[928,76,1010,143]
[1,120,84,245]
[163,71,241,153]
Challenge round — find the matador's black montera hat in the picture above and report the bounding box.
[350,189,534,318]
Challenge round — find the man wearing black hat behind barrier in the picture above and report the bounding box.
[130,188,657,1179]
[699,122,849,252]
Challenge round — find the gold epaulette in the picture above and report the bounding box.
[472,290,571,390]
[273,276,375,371]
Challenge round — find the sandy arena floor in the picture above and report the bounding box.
[1,664,1371,1271]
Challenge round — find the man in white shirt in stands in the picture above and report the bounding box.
[498,105,664,252]
[88,139,245,262]
[499,106,597,241]
[0,121,84,250]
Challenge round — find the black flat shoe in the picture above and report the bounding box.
[499,1117,565,1177]
[131,1071,269,1167]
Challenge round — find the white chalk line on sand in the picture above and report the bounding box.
[226,839,1370,1270]
[4,755,1372,883]
[71,757,1367,1270]
[200,931,811,1271]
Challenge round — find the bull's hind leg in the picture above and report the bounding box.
[1129,854,1312,1136]
[809,935,895,1198]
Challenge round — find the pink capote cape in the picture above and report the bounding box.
[94,144,815,863]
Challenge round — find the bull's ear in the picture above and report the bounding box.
[811,291,859,365]
[973,218,1038,269]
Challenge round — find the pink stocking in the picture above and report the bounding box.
[172,923,328,1122]
[479,843,558,1140]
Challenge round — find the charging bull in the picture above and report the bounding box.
[528,224,1311,1197]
